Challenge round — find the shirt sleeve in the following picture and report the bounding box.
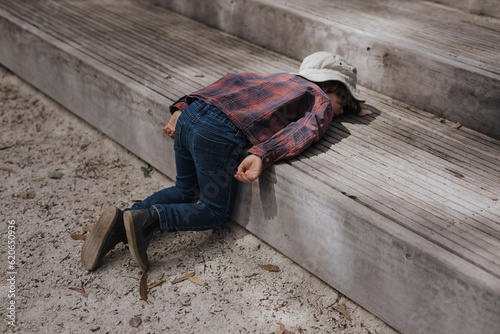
[248,96,333,169]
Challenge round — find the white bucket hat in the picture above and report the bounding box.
[293,51,365,102]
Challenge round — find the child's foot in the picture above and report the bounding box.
[81,206,127,270]
[123,208,160,271]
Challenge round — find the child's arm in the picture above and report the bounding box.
[234,154,263,183]
[164,95,189,138]
[162,110,182,138]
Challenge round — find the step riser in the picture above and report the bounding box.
[152,0,500,140]
[234,171,500,334]
[0,12,177,181]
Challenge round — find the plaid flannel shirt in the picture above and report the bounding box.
[170,73,333,169]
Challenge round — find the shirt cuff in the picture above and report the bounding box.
[248,147,274,169]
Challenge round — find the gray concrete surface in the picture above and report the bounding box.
[152,0,500,140]
[435,0,500,18]
[0,1,499,333]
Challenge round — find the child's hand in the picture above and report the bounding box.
[358,108,373,116]
[235,155,263,183]
[162,111,182,138]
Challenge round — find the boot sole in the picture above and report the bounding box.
[81,206,119,271]
[123,211,148,271]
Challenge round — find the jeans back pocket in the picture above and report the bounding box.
[193,133,233,175]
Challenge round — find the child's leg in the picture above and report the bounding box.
[84,101,245,270]
[150,101,246,232]
[125,104,203,212]
[124,143,201,220]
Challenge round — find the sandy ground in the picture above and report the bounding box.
[0,66,398,333]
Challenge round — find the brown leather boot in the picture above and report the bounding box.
[81,207,127,271]
[123,208,160,270]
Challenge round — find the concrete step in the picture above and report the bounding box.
[151,0,500,140]
[0,1,499,333]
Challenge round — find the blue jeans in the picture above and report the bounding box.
[127,100,248,232]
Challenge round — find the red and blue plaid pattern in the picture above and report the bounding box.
[170,73,333,168]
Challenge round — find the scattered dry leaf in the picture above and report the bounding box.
[140,271,148,301]
[82,225,94,232]
[69,287,88,298]
[188,276,207,286]
[279,322,293,334]
[21,190,36,199]
[452,122,462,129]
[260,264,280,272]
[48,171,64,179]
[490,198,498,201]
[194,73,204,77]
[333,305,351,321]
[70,233,87,240]
[148,275,166,289]
[0,167,16,173]
[253,244,261,251]
[170,270,195,284]
[129,316,142,328]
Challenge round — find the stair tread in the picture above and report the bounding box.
[282,0,500,74]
